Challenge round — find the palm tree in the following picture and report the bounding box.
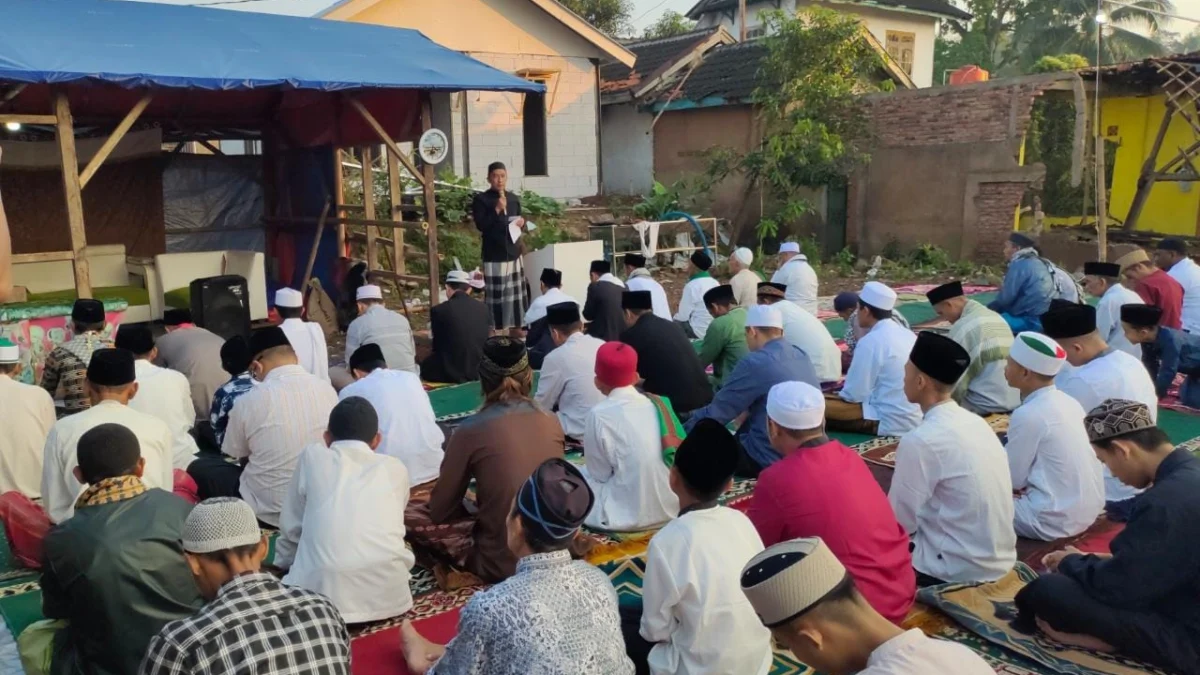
[1014,0,1173,66]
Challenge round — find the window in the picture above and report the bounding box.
[885,30,915,75]
[745,25,766,39]
[522,87,548,177]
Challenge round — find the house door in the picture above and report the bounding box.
[824,180,848,256]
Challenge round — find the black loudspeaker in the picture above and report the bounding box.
[190,275,251,341]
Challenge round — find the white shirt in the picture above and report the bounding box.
[730,268,760,309]
[129,359,200,470]
[524,287,579,326]
[280,318,330,382]
[889,401,1017,583]
[770,255,819,315]
[1168,256,1200,333]
[1096,283,1144,359]
[840,319,922,436]
[0,375,55,499]
[1007,386,1105,541]
[862,629,995,675]
[1055,348,1156,502]
[222,364,338,527]
[598,273,626,289]
[774,299,842,382]
[277,440,414,624]
[673,275,719,338]
[339,368,444,486]
[641,507,773,675]
[627,272,672,321]
[581,386,679,531]
[534,332,606,439]
[41,400,175,524]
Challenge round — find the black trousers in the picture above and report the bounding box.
[734,440,763,479]
[1015,574,1200,674]
[187,453,244,501]
[618,604,652,675]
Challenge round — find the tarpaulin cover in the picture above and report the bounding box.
[163,155,265,255]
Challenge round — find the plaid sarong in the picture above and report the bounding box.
[483,259,531,330]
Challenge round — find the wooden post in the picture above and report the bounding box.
[333,148,346,257]
[421,93,440,305]
[348,98,425,188]
[387,149,405,275]
[1123,104,1173,233]
[54,93,91,299]
[78,94,152,189]
[362,146,378,273]
[301,199,332,297]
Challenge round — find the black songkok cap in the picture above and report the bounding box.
[516,458,594,541]
[1120,304,1163,328]
[163,309,193,326]
[1009,232,1037,249]
[925,281,963,306]
[249,326,291,360]
[909,332,970,386]
[1083,262,1121,278]
[590,260,611,275]
[624,253,647,268]
[349,343,386,371]
[114,324,155,355]
[540,268,563,287]
[1041,304,1097,340]
[675,418,739,494]
[703,284,736,308]
[220,335,252,376]
[622,290,653,311]
[546,302,581,326]
[87,348,136,386]
[481,336,528,371]
[757,282,787,299]
[690,250,713,271]
[1157,237,1188,254]
[72,299,105,325]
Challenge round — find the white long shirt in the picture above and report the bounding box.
[339,368,444,486]
[862,629,995,675]
[280,318,330,382]
[1056,348,1156,503]
[41,400,174,523]
[222,364,338,527]
[641,506,773,675]
[673,275,719,338]
[129,360,200,470]
[730,268,760,309]
[0,375,55,499]
[774,299,842,383]
[581,386,679,531]
[1007,386,1105,541]
[889,401,1017,583]
[626,272,672,321]
[840,319,922,436]
[1096,283,1144,359]
[533,331,606,439]
[770,255,819,315]
[277,440,415,624]
[1168,256,1200,333]
[524,287,579,327]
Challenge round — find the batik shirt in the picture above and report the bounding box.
[430,550,634,675]
[208,372,254,447]
[41,332,112,418]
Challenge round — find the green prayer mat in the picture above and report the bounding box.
[163,287,191,310]
[24,286,149,308]
[429,373,542,421]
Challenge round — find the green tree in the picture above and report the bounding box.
[559,0,633,36]
[643,10,696,39]
[940,0,1031,72]
[1014,0,1172,65]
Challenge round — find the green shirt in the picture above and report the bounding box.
[697,306,749,386]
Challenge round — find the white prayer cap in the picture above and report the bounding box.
[182,497,262,554]
[1010,331,1067,377]
[778,242,801,254]
[445,270,472,285]
[274,288,303,308]
[745,304,783,330]
[741,537,848,627]
[356,284,383,301]
[766,381,825,430]
[733,247,753,265]
[859,281,897,312]
[0,339,18,364]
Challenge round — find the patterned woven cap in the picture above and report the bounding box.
[182,497,262,554]
[740,537,847,627]
[1084,398,1155,442]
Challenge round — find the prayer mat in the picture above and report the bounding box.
[428,373,542,422]
[350,607,462,675]
[892,284,999,296]
[1014,517,1123,573]
[917,564,1172,675]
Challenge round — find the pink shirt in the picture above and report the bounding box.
[747,438,916,624]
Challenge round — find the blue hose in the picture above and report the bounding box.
[662,211,712,259]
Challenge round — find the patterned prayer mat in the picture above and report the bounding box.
[917,564,1171,675]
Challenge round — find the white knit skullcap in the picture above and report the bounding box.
[733,248,753,265]
[1010,331,1067,376]
[356,284,383,301]
[274,288,303,308]
[778,242,801,254]
[767,381,825,430]
[859,281,897,311]
[182,497,262,554]
[741,537,848,627]
[746,304,783,330]
[0,339,18,364]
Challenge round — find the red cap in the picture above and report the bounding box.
[595,342,638,388]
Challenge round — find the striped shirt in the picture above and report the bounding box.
[221,365,337,527]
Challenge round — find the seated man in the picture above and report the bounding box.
[583,342,678,531]
[633,419,773,675]
[1015,400,1200,675]
[1156,236,1200,332]
[41,424,201,675]
[889,332,1017,586]
[339,344,443,487]
[277,397,415,624]
[757,282,841,384]
[1122,304,1200,407]
[989,232,1056,333]
[729,247,760,309]
[748,381,915,624]
[1117,248,1183,330]
[838,291,912,365]
[401,459,634,675]
[41,299,113,418]
[618,290,713,415]
[0,339,55,498]
[1004,332,1105,541]
[342,283,419,387]
[208,335,254,448]
[927,281,1020,414]
[420,271,490,384]
[141,498,351,675]
[741,538,994,675]
[116,324,200,472]
[42,349,175,524]
[826,282,921,436]
[686,305,820,478]
[1083,261,1143,359]
[673,250,719,339]
[1041,304,1156,520]
[524,268,578,368]
[624,253,671,320]
[154,309,229,423]
[583,259,626,341]
[276,287,330,382]
[695,284,748,388]
[771,242,818,315]
[533,302,605,442]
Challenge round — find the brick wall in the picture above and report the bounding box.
[975,182,1029,259]
[865,81,1045,148]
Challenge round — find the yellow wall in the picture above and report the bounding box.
[1105,93,1200,236]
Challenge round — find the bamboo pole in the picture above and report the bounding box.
[54,93,91,299]
[363,145,379,274]
[334,149,346,257]
[421,92,440,305]
[0,114,56,125]
[301,198,332,298]
[78,94,152,189]
[387,149,405,275]
[348,98,425,188]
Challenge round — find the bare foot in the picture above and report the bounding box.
[1036,617,1116,652]
[400,620,445,675]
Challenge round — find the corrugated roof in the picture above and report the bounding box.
[666,40,768,103]
[685,0,971,21]
[600,28,722,94]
